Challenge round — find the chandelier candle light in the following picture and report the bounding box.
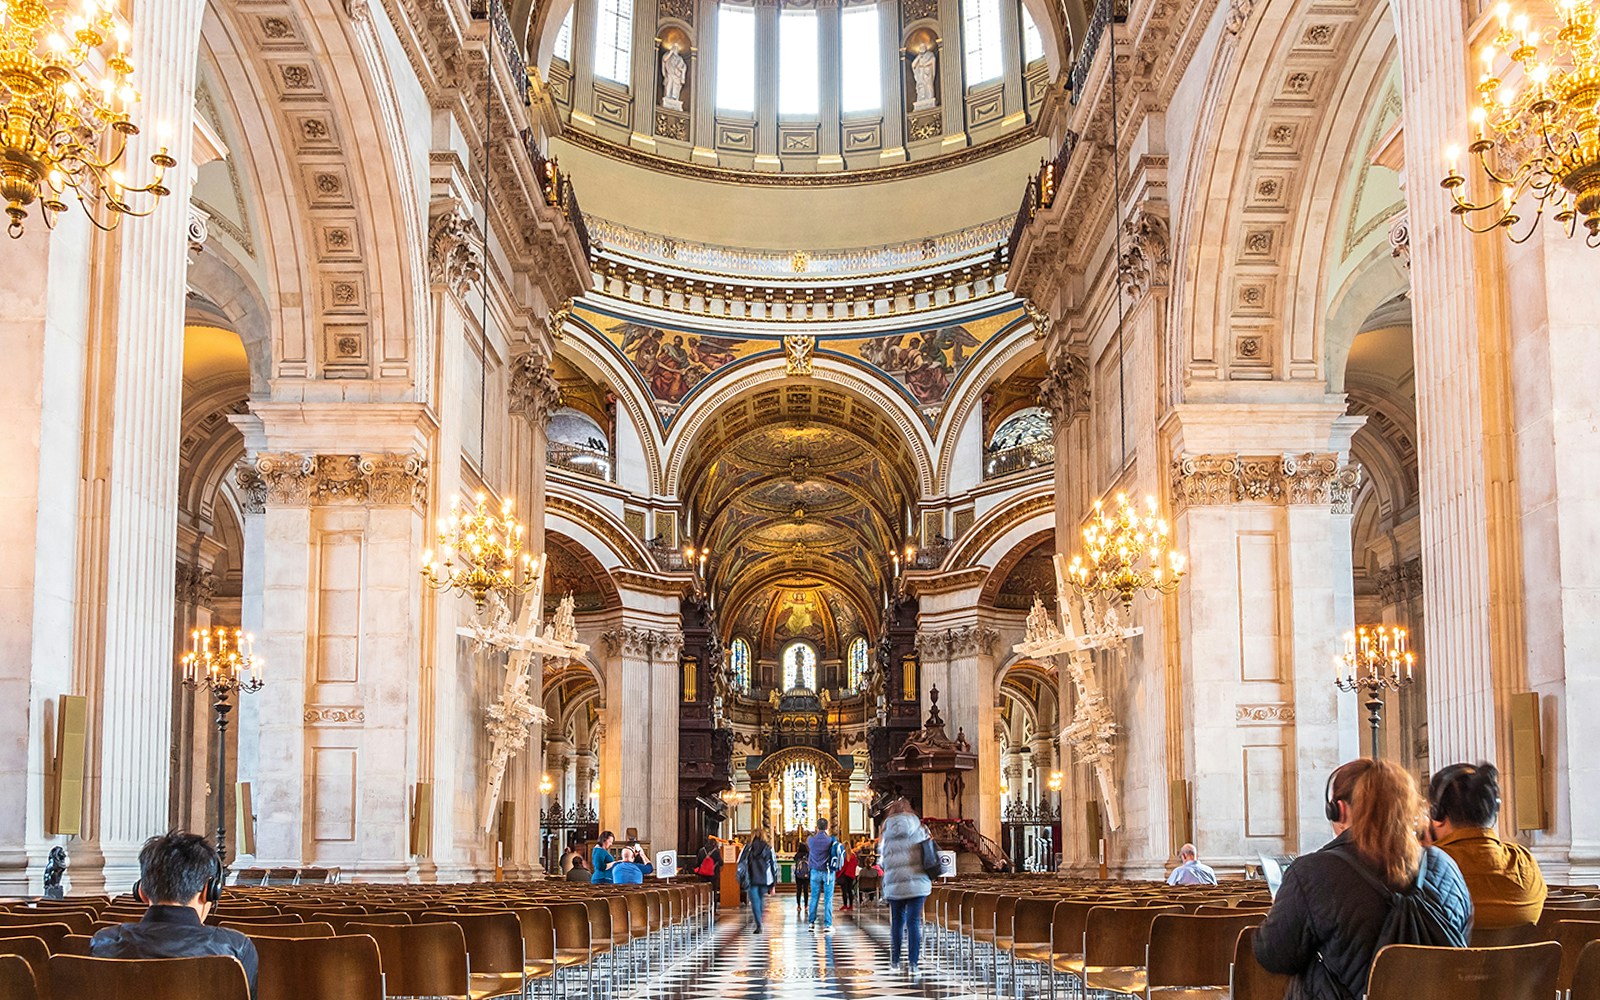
[421,492,539,610]
[0,0,176,237]
[180,627,264,865]
[1441,0,1600,245]
[1335,625,1416,759]
[1066,493,1186,610]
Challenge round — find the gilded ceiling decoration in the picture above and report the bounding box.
[989,534,1056,611]
[544,532,619,614]
[572,302,1027,425]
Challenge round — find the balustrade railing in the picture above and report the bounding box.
[519,128,592,259]
[983,441,1055,479]
[547,442,612,480]
[1006,131,1079,260]
[1070,0,1129,100]
[470,0,529,105]
[1001,800,1062,826]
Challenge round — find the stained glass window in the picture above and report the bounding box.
[730,637,751,692]
[782,760,819,832]
[782,641,817,691]
[848,636,868,692]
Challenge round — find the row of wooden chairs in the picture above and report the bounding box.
[0,877,716,1000]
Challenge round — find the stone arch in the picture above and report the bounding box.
[1172,0,1397,390]
[945,486,1055,572]
[546,497,655,573]
[932,312,1042,494]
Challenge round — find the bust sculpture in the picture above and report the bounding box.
[911,47,938,111]
[661,48,688,111]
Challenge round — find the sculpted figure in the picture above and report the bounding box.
[911,47,937,110]
[661,48,688,110]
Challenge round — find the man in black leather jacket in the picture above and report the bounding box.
[90,832,258,998]
[1253,761,1473,1000]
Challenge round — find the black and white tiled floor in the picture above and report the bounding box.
[638,896,1000,1000]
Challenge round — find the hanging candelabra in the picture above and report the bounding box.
[1441,0,1600,245]
[421,492,539,610]
[1066,493,1186,609]
[1334,625,1416,759]
[180,627,264,865]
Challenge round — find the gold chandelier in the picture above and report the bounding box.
[1066,492,1186,609]
[421,492,539,609]
[0,0,175,238]
[180,626,264,693]
[1441,0,1600,246]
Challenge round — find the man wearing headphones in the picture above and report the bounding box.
[1426,761,1547,929]
[90,831,259,998]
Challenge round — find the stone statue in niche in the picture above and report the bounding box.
[661,48,688,111]
[911,47,938,110]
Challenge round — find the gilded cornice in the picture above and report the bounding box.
[1170,453,1361,514]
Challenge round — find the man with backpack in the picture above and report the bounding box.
[805,817,844,933]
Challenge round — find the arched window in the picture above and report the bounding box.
[781,641,817,691]
[554,9,574,62]
[716,4,757,112]
[781,760,819,832]
[847,636,869,692]
[1021,7,1044,63]
[593,0,634,85]
[547,407,612,479]
[839,5,882,114]
[730,637,751,692]
[961,0,1005,86]
[779,8,820,116]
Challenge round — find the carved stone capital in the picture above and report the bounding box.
[601,626,683,661]
[914,630,949,662]
[1374,558,1423,606]
[234,462,268,516]
[1118,210,1171,299]
[427,204,484,297]
[251,452,429,511]
[947,625,999,658]
[174,561,217,609]
[1038,351,1090,425]
[509,350,563,427]
[1389,213,1410,270]
[1171,452,1362,513]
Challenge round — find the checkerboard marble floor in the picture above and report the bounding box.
[635,896,998,1000]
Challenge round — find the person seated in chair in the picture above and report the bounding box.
[611,846,653,884]
[91,831,258,999]
[1426,761,1546,929]
[1166,843,1218,885]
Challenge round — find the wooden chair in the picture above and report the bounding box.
[0,912,92,936]
[0,926,73,954]
[210,912,305,926]
[1546,919,1600,993]
[1468,922,1538,947]
[546,901,594,996]
[1231,926,1290,1000]
[1365,942,1559,1000]
[230,921,336,939]
[0,935,51,978]
[346,920,470,999]
[1146,912,1263,997]
[506,908,559,998]
[321,911,409,934]
[420,911,525,1000]
[49,954,250,1000]
[1009,896,1057,996]
[0,953,41,1000]
[58,936,92,957]
[1079,903,1184,997]
[1572,940,1600,1000]
[253,933,383,1000]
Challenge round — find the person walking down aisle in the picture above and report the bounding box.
[879,798,935,978]
[792,846,811,915]
[1254,759,1473,1000]
[737,828,779,934]
[806,817,842,933]
[839,846,860,910]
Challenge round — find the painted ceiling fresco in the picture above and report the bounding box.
[572,303,1027,424]
[544,533,618,614]
[992,536,1056,611]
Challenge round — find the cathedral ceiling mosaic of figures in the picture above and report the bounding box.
[571,302,1028,423]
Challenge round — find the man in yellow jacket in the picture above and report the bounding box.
[1426,761,1547,929]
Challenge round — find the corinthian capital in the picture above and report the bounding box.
[427,203,484,297]
[1118,210,1171,300]
[509,350,563,427]
[1038,350,1090,425]
[249,452,428,510]
[947,625,999,658]
[914,630,949,662]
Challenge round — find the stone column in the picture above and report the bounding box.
[600,618,683,847]
[1388,0,1524,777]
[914,618,1000,841]
[1169,421,1362,860]
[236,449,429,881]
[70,0,209,890]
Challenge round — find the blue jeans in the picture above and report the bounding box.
[889,896,925,969]
[807,870,836,927]
[749,883,769,930]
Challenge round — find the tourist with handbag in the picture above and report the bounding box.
[878,798,941,977]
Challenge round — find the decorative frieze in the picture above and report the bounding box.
[304,706,366,725]
[1171,453,1362,513]
[426,204,484,296]
[1037,350,1090,424]
[509,351,563,427]
[1374,558,1423,606]
[250,452,429,510]
[601,627,685,661]
[1235,703,1295,725]
[914,625,998,661]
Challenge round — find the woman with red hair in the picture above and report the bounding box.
[1253,758,1473,1000]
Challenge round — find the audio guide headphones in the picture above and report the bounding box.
[1323,767,1344,823]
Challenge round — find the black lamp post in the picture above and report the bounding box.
[181,627,264,865]
[1334,625,1415,759]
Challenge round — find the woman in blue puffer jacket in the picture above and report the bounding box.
[878,798,935,977]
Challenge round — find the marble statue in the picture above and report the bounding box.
[661,48,687,111]
[911,48,938,111]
